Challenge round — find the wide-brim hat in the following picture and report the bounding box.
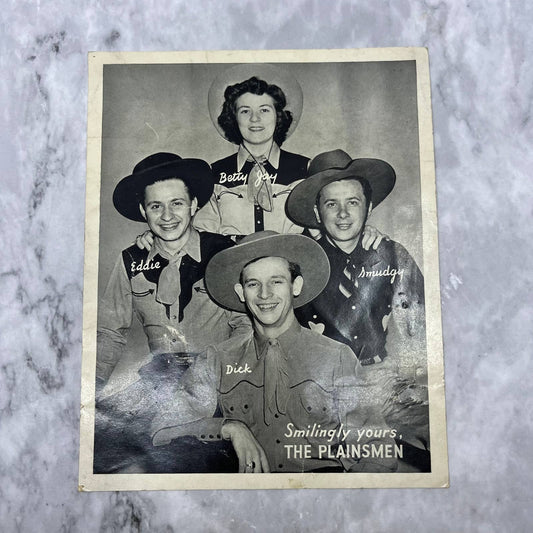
[113,152,213,222]
[286,149,396,229]
[208,63,303,141]
[205,231,330,313]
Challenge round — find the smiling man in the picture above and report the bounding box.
[286,149,430,471]
[150,231,398,474]
[95,152,249,473]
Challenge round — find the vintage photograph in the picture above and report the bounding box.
[79,48,448,490]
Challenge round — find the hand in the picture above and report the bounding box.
[135,230,154,251]
[361,224,389,251]
[221,420,270,473]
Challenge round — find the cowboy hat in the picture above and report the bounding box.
[208,63,303,141]
[205,231,330,312]
[112,152,213,222]
[286,149,396,229]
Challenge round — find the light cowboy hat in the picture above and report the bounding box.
[113,152,214,222]
[205,231,330,313]
[285,149,396,229]
[208,63,304,141]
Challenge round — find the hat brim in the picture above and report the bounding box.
[286,158,396,229]
[205,233,330,313]
[113,158,213,222]
[208,63,303,142]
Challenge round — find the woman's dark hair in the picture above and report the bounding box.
[217,76,293,146]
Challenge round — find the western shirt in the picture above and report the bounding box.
[193,148,309,236]
[151,318,397,473]
[96,229,250,383]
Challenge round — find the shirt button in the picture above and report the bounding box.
[171,338,177,343]
[312,315,317,319]
[307,406,312,411]
[278,464,283,469]
[353,335,357,339]
[229,406,234,411]
[274,413,279,418]
[351,305,356,310]
[276,439,281,444]
[172,315,177,319]
[243,404,249,409]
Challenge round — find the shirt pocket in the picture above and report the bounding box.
[291,380,337,425]
[130,274,156,297]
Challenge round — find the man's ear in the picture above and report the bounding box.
[139,203,147,221]
[190,197,198,216]
[313,205,321,224]
[234,283,245,303]
[292,276,304,297]
[367,201,373,218]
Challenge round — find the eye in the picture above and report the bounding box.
[238,108,250,116]
[246,281,259,288]
[260,107,272,114]
[348,200,359,206]
[172,200,186,208]
[150,204,161,211]
[325,201,336,209]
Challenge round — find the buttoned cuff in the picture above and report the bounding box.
[152,418,226,447]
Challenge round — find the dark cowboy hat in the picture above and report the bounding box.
[113,152,213,222]
[286,149,396,229]
[205,231,330,313]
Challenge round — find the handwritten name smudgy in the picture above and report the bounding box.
[358,265,404,284]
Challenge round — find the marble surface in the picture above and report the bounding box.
[1,1,532,531]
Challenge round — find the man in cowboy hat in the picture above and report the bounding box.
[150,231,398,473]
[95,152,249,473]
[286,149,429,470]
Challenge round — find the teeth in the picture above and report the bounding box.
[258,304,277,310]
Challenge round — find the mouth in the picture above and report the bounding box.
[256,303,279,312]
[159,222,180,231]
[335,223,352,230]
[249,126,264,132]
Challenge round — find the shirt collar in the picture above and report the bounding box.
[236,142,281,172]
[148,227,201,263]
[253,315,301,360]
[322,234,363,261]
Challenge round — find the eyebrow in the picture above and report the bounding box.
[322,195,362,202]
[236,103,274,110]
[243,274,288,283]
[146,197,188,205]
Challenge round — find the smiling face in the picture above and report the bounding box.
[235,92,277,147]
[234,256,303,336]
[139,178,198,253]
[315,179,372,253]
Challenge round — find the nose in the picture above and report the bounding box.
[250,110,260,122]
[337,203,349,218]
[161,205,173,221]
[259,283,271,299]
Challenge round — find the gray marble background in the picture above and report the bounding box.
[1,1,532,532]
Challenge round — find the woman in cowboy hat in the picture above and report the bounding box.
[193,64,310,237]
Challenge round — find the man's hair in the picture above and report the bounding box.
[239,256,302,285]
[217,76,293,146]
[137,176,193,207]
[316,176,373,214]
